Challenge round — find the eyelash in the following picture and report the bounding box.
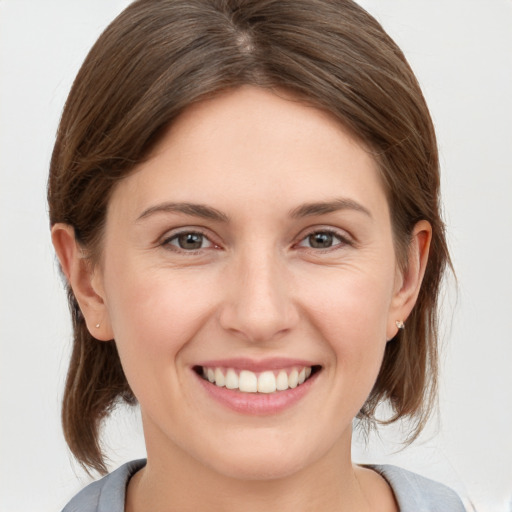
[160,228,352,254]
[295,228,352,251]
[162,230,216,253]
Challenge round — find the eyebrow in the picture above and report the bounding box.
[136,202,230,223]
[136,197,371,223]
[289,198,372,219]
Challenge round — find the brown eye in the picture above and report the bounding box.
[178,233,203,249]
[166,232,212,251]
[308,232,334,249]
[297,230,349,251]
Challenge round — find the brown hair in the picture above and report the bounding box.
[48,0,450,474]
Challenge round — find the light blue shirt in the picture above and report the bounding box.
[61,459,466,511]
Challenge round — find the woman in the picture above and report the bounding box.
[49,0,465,510]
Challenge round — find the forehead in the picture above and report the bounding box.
[109,86,388,220]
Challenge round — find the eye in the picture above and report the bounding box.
[298,230,348,250]
[164,231,214,251]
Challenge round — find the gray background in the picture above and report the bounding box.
[1,1,511,510]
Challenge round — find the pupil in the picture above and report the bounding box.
[179,233,203,249]
[309,232,333,248]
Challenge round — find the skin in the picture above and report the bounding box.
[53,86,431,511]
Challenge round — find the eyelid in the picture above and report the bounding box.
[159,226,221,252]
[295,226,354,250]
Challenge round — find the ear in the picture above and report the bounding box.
[386,220,432,340]
[51,223,114,341]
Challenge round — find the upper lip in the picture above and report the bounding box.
[194,357,320,372]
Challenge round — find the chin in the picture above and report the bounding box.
[208,451,309,481]
[196,432,328,482]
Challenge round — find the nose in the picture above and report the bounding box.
[218,249,299,343]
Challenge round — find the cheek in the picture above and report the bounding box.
[102,263,218,369]
[299,264,395,376]
[301,263,395,335]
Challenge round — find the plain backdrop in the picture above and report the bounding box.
[1,1,511,511]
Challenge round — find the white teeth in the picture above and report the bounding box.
[201,366,315,393]
[214,368,225,387]
[257,371,276,393]
[276,370,289,391]
[225,368,238,389]
[239,370,258,392]
[288,369,299,389]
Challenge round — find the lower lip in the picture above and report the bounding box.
[195,371,319,415]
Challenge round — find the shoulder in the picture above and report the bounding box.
[61,459,146,512]
[369,464,466,512]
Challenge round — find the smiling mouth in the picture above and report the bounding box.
[194,365,321,394]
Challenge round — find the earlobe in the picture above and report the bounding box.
[387,220,432,340]
[51,223,114,341]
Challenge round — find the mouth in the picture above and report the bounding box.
[193,365,322,394]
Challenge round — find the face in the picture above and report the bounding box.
[91,86,410,480]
